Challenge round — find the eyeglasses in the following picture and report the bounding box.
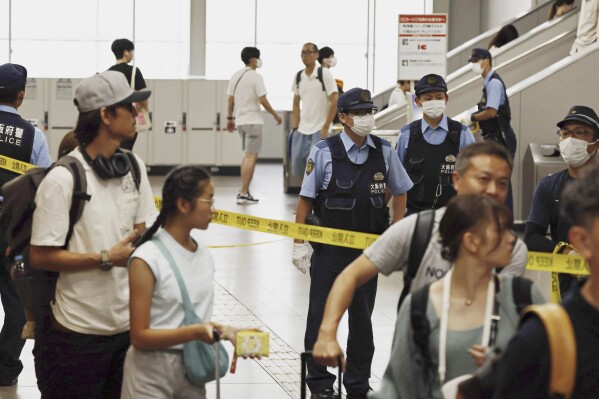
[345,109,377,117]
[198,198,215,207]
[301,50,317,56]
[556,128,594,140]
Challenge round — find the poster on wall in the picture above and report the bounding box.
[398,14,448,80]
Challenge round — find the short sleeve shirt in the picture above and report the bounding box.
[31,147,157,334]
[292,67,338,135]
[226,67,268,126]
[363,207,529,292]
[299,130,413,198]
[483,69,505,111]
[397,116,475,163]
[108,63,147,91]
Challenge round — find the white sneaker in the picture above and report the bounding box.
[237,193,259,205]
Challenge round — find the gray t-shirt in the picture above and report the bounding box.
[363,207,528,292]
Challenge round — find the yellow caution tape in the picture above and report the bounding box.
[0,153,37,175]
[4,157,587,273]
[209,209,380,250]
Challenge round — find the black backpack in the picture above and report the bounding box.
[295,67,325,92]
[0,150,141,313]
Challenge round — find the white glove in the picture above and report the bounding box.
[292,242,313,274]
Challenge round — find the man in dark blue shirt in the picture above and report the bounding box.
[525,106,599,297]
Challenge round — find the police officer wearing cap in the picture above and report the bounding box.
[292,88,412,399]
[469,48,517,156]
[0,63,51,386]
[525,105,599,297]
[398,73,475,216]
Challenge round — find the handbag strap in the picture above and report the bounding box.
[130,65,137,90]
[153,236,198,318]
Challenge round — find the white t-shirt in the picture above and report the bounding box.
[388,87,408,109]
[131,229,215,350]
[363,207,528,292]
[31,147,157,335]
[291,67,338,135]
[227,67,267,126]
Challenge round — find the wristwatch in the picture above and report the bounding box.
[99,250,113,272]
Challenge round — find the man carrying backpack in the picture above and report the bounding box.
[0,63,51,387]
[29,71,156,398]
[312,142,528,370]
[290,43,338,177]
[490,162,599,398]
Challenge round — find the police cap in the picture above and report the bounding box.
[337,88,377,113]
[0,63,27,94]
[414,74,447,95]
[556,105,599,135]
[468,48,492,63]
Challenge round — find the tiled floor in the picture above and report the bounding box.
[0,163,550,399]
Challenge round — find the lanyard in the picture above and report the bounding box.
[438,269,498,383]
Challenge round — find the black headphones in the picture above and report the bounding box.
[80,146,132,180]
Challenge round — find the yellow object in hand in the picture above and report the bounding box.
[235,331,270,357]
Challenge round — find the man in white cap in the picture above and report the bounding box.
[29,71,156,398]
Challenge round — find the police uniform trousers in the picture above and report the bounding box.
[304,244,378,395]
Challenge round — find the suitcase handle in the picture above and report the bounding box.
[301,351,342,399]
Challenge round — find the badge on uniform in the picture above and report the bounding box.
[427,76,436,85]
[481,97,487,104]
[306,158,315,176]
[445,155,456,163]
[373,172,384,181]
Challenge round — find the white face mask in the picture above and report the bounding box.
[347,114,376,136]
[420,99,446,119]
[471,62,483,75]
[325,56,337,68]
[559,137,595,167]
[255,58,263,68]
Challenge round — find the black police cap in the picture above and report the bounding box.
[414,74,447,95]
[0,63,27,94]
[337,87,377,113]
[468,48,492,63]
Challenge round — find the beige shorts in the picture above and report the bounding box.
[238,124,263,154]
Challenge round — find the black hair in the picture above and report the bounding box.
[488,25,519,49]
[560,162,599,229]
[439,194,513,262]
[548,0,574,20]
[0,89,23,104]
[111,38,135,59]
[73,104,118,146]
[455,141,513,175]
[136,165,212,246]
[397,80,410,86]
[318,46,334,64]
[241,47,260,65]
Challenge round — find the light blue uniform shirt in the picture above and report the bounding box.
[483,69,506,111]
[397,115,475,163]
[0,105,52,167]
[300,130,413,199]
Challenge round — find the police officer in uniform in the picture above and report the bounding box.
[292,88,412,399]
[525,105,599,297]
[469,48,517,210]
[398,74,475,216]
[0,63,51,386]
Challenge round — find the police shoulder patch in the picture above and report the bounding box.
[306,158,315,175]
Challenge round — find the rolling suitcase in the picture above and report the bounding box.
[300,351,342,399]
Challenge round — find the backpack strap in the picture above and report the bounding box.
[397,209,436,310]
[55,156,90,248]
[120,149,142,190]
[317,66,325,91]
[522,304,576,399]
[410,284,435,398]
[295,70,303,90]
[511,276,533,315]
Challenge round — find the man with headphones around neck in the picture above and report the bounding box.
[29,71,156,398]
